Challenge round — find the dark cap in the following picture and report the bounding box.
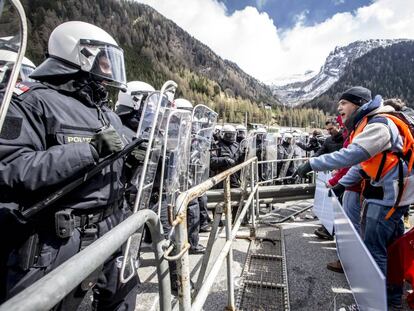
[339,86,372,106]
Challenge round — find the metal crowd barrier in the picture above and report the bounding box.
[169,156,259,311]
[257,157,314,185]
[0,209,172,311]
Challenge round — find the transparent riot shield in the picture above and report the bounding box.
[263,133,278,181]
[0,0,27,131]
[233,133,257,222]
[188,104,218,188]
[120,80,177,283]
[294,133,307,169]
[255,133,267,182]
[157,110,192,223]
[279,140,296,179]
[239,134,256,184]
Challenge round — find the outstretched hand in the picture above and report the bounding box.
[292,161,312,178]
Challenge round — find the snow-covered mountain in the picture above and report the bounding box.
[272,39,408,106]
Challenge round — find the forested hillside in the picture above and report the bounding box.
[307,41,414,114]
[21,0,327,127]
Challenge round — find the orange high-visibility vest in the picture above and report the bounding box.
[349,113,414,219]
[349,114,414,181]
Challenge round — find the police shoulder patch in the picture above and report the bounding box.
[13,82,30,96]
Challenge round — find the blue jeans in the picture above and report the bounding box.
[342,190,361,234]
[362,202,407,305]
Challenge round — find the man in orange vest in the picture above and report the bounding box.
[294,86,410,309]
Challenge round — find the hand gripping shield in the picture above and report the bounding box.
[119,80,177,284]
[189,104,218,187]
[0,0,27,132]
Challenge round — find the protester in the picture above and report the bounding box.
[295,86,411,309]
[313,119,343,157]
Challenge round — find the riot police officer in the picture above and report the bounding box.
[115,80,155,132]
[279,133,298,179]
[0,21,139,309]
[255,127,267,181]
[236,124,247,143]
[175,98,207,254]
[0,49,36,87]
[210,124,242,187]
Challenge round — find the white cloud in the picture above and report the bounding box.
[293,10,309,26]
[136,0,414,84]
[332,0,345,5]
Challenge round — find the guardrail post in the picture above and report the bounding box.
[175,207,192,310]
[250,161,256,237]
[224,176,235,310]
[255,159,260,220]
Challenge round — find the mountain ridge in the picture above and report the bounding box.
[22,0,280,110]
[272,39,410,106]
[306,40,414,113]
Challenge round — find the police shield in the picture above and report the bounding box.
[120,80,177,283]
[189,104,218,187]
[0,0,28,131]
[157,109,192,218]
[263,133,278,181]
[279,134,297,178]
[238,134,256,186]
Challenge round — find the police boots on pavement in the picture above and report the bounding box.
[0,21,140,310]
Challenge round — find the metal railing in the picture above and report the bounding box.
[0,209,172,311]
[257,157,314,185]
[168,156,259,311]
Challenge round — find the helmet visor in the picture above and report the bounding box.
[78,40,126,90]
[222,132,236,143]
[0,60,11,87]
[20,65,35,82]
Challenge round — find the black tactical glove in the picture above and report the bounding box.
[124,139,149,177]
[293,161,312,178]
[90,126,124,159]
[330,183,345,198]
[225,157,236,167]
[131,141,148,163]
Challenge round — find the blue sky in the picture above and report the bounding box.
[138,0,414,84]
[222,0,372,30]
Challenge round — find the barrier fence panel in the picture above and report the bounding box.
[312,171,334,234]
[332,197,387,311]
[171,157,258,311]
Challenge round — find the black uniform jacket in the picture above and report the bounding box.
[0,82,128,211]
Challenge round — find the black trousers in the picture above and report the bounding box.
[187,199,200,249]
[198,194,210,227]
[2,207,139,311]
